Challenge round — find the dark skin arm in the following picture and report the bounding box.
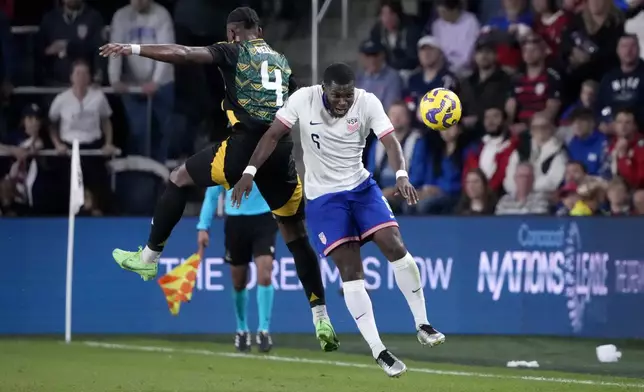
[231,119,290,207]
[379,133,419,205]
[231,122,419,207]
[99,43,214,64]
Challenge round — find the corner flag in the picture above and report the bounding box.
[158,254,201,315]
[65,140,84,343]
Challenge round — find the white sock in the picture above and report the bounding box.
[141,246,161,264]
[312,305,328,323]
[343,279,386,358]
[391,252,429,327]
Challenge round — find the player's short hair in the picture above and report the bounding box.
[227,7,261,29]
[323,63,355,86]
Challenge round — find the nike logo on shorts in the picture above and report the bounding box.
[310,121,323,125]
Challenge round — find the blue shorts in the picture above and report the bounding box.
[305,177,399,256]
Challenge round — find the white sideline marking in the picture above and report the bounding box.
[82,341,644,389]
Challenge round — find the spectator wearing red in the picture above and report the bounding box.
[463,106,517,193]
[609,107,644,189]
[459,38,513,130]
[532,0,570,58]
[553,161,587,215]
[555,181,579,215]
[505,34,562,134]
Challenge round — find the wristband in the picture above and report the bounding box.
[131,44,141,55]
[243,166,257,177]
[395,170,408,179]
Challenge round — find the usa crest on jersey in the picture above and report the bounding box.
[346,117,360,133]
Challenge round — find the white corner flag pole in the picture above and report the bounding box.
[65,139,84,343]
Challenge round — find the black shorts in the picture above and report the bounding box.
[185,123,304,222]
[224,213,278,266]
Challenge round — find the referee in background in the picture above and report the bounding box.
[197,182,277,353]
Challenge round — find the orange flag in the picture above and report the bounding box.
[157,253,201,316]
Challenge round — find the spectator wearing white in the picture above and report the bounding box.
[49,60,115,154]
[109,0,175,162]
[49,60,115,212]
[496,162,549,215]
[504,112,567,195]
[431,0,480,77]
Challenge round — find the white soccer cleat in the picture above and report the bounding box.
[417,324,446,347]
[375,350,407,378]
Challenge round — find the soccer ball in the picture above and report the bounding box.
[418,88,462,131]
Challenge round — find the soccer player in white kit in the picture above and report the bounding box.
[232,63,445,377]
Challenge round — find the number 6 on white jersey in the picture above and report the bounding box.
[260,60,283,107]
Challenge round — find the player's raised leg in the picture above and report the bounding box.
[112,145,220,280]
[251,146,339,352]
[307,191,406,377]
[355,179,445,347]
[254,254,274,352]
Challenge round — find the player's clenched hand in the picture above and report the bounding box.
[395,177,419,205]
[99,43,133,58]
[231,173,253,208]
[197,230,209,249]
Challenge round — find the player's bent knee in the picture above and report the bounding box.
[169,164,195,188]
[373,227,407,261]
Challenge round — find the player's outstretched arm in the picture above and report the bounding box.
[99,43,213,64]
[231,120,290,207]
[380,133,419,205]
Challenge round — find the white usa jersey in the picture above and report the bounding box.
[275,86,394,200]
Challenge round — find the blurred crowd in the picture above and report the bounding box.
[360,0,644,217]
[0,0,273,216]
[1,0,644,218]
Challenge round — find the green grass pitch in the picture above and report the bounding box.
[1,335,643,392]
